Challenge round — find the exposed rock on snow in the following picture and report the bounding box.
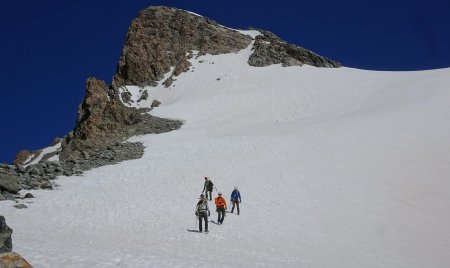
[0,216,12,253]
[60,77,182,163]
[248,30,341,68]
[137,89,148,102]
[112,6,252,87]
[151,100,161,108]
[0,140,159,197]
[61,141,146,172]
[0,252,33,268]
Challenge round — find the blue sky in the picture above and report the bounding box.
[1,0,449,163]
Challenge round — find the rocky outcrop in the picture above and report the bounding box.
[0,216,12,254]
[1,162,59,193]
[1,143,149,195]
[61,141,146,172]
[248,30,341,68]
[59,77,182,162]
[0,252,33,268]
[112,6,252,88]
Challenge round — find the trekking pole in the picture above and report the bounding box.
[195,214,198,229]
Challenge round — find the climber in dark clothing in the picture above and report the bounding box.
[195,194,210,232]
[202,176,214,201]
[230,186,242,215]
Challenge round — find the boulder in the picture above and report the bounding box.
[0,216,12,253]
[0,174,21,194]
[151,100,161,108]
[137,90,148,102]
[0,252,33,268]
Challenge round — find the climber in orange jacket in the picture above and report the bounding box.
[214,192,227,224]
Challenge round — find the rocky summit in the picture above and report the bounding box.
[112,6,340,89]
[112,6,253,88]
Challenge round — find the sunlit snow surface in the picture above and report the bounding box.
[1,32,450,267]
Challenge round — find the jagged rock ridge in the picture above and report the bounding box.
[112,6,340,89]
[248,30,341,67]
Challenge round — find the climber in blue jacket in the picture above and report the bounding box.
[230,186,241,215]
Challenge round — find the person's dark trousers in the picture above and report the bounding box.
[217,207,226,224]
[231,199,240,215]
[205,190,212,200]
[198,212,208,232]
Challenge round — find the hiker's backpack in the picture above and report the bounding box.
[207,180,214,190]
[231,190,240,199]
[197,200,208,213]
[215,197,226,208]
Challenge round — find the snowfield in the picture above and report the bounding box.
[1,31,450,267]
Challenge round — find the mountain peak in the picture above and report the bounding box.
[112,6,253,88]
[5,6,341,191]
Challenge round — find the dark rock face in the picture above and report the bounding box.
[112,6,252,88]
[0,216,12,253]
[248,30,341,68]
[59,77,182,162]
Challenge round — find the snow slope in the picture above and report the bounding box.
[1,31,450,267]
